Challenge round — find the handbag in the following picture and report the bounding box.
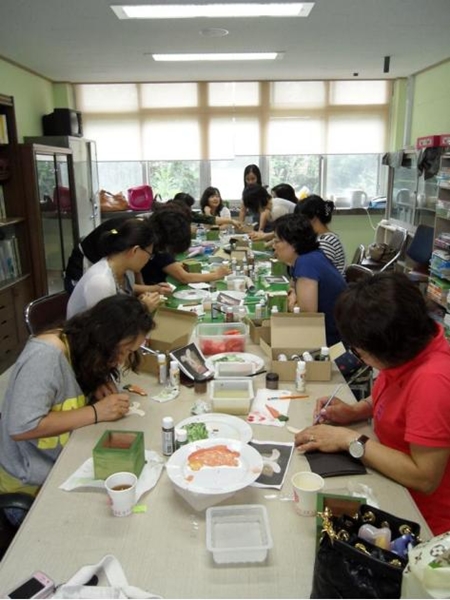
[366,242,397,264]
[99,189,129,212]
[311,504,421,599]
[127,185,154,211]
[401,531,450,598]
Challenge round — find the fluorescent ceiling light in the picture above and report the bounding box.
[112,3,314,19]
[152,52,281,62]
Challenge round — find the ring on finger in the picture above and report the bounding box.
[309,435,316,443]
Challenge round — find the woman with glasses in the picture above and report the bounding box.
[295,272,450,535]
[273,214,347,346]
[67,218,161,318]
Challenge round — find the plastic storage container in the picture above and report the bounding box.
[196,322,247,356]
[210,379,254,415]
[206,504,273,564]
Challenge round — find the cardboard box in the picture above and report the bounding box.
[270,259,288,277]
[93,430,145,480]
[139,307,198,375]
[259,313,332,381]
[245,316,270,344]
[206,227,220,241]
[182,259,202,273]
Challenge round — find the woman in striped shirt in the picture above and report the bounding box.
[295,195,346,275]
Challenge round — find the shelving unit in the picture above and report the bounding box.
[427,153,450,340]
[0,94,34,372]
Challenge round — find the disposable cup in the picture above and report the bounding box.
[105,471,137,517]
[291,471,324,516]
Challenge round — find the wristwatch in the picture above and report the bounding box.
[349,435,369,459]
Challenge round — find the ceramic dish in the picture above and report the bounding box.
[173,289,210,301]
[205,352,265,376]
[176,413,253,443]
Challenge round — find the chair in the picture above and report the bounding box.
[24,291,69,336]
[351,244,366,265]
[405,224,434,286]
[345,264,374,284]
[0,492,34,560]
[361,227,408,273]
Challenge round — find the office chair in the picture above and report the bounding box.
[345,264,374,284]
[405,224,434,285]
[24,291,69,336]
[0,492,34,560]
[361,227,408,272]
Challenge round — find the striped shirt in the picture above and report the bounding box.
[318,232,346,275]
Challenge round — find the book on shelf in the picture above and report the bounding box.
[0,236,21,282]
[0,185,5,219]
[0,115,9,144]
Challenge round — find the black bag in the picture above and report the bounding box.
[311,504,420,599]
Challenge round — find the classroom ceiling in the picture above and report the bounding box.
[0,0,449,83]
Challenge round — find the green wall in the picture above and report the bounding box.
[333,214,384,263]
[0,58,54,141]
[411,60,450,141]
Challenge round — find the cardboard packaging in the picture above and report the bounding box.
[270,259,288,277]
[206,227,220,241]
[139,307,198,375]
[182,259,202,273]
[245,316,270,344]
[93,430,145,480]
[259,313,332,381]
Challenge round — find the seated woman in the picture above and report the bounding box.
[242,184,295,233]
[273,214,347,346]
[67,218,160,318]
[295,194,346,275]
[141,204,231,286]
[271,183,298,204]
[294,272,450,535]
[200,186,231,223]
[171,192,240,229]
[0,295,153,499]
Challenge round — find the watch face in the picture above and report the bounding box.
[349,439,365,459]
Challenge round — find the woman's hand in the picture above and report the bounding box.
[94,393,130,422]
[139,291,162,312]
[250,230,266,241]
[156,282,173,296]
[294,424,356,453]
[314,396,372,425]
[213,264,232,280]
[93,380,118,400]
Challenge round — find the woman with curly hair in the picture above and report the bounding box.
[0,295,153,499]
[273,214,347,346]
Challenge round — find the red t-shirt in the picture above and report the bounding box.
[372,325,450,535]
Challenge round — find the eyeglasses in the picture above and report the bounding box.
[141,247,153,259]
[349,346,362,360]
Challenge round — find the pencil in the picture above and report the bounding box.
[313,383,344,424]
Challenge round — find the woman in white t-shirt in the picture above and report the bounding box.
[242,184,295,233]
[200,186,231,221]
[295,195,346,275]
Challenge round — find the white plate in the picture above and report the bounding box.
[173,289,210,301]
[205,352,265,376]
[176,413,253,443]
[166,437,263,494]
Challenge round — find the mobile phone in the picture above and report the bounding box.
[7,571,55,599]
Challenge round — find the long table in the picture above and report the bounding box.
[0,343,431,598]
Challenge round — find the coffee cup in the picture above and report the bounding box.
[291,471,324,516]
[105,471,138,517]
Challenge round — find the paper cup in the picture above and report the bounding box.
[291,471,324,516]
[105,471,137,517]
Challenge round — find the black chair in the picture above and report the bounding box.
[24,291,69,336]
[405,224,434,284]
[0,492,34,560]
[351,244,366,265]
[345,264,374,284]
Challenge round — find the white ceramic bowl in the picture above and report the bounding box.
[166,437,262,511]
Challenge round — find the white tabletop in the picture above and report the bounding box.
[0,343,431,598]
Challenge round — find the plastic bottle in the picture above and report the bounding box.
[175,428,188,450]
[196,224,206,242]
[302,351,314,362]
[225,306,234,323]
[238,306,247,322]
[231,258,237,275]
[157,353,167,385]
[293,306,301,314]
[162,416,175,456]
[319,346,330,361]
[169,360,180,390]
[271,305,279,315]
[296,360,307,392]
[254,303,263,320]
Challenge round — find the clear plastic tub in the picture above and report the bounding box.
[210,379,254,415]
[206,504,273,564]
[196,322,247,356]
